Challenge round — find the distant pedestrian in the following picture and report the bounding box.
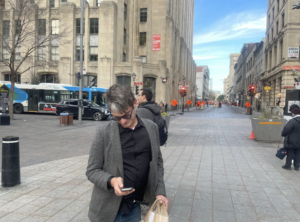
[86,84,168,222]
[159,101,164,113]
[164,102,168,112]
[281,108,300,170]
[219,102,222,108]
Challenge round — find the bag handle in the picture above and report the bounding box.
[152,199,166,213]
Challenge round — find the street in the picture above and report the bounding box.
[1,105,300,222]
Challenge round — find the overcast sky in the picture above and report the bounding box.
[193,0,267,93]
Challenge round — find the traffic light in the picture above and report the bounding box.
[180,86,187,97]
[77,72,81,80]
[248,85,256,96]
[135,86,139,95]
[91,77,97,87]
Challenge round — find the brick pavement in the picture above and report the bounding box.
[1,105,300,221]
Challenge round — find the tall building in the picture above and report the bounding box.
[261,0,300,113]
[196,65,210,100]
[0,0,196,104]
[233,43,256,106]
[227,53,240,101]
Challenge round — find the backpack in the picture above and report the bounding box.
[143,107,168,146]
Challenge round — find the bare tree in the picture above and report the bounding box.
[0,0,70,119]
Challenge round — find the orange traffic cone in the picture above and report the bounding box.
[249,131,255,140]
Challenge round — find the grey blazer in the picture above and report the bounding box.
[86,118,166,222]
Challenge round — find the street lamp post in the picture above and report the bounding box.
[132,73,136,93]
[182,76,186,113]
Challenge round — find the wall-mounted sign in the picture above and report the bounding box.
[162,78,167,83]
[83,68,87,75]
[153,34,161,51]
[296,82,300,89]
[134,82,143,86]
[288,47,299,58]
[282,65,300,70]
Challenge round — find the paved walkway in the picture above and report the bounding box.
[1,106,300,222]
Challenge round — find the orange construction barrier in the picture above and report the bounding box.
[249,131,255,140]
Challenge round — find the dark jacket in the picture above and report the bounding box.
[137,101,161,122]
[282,115,300,149]
[86,119,166,222]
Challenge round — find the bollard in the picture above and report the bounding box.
[2,136,21,187]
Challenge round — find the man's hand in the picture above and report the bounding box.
[111,177,135,196]
[156,195,168,211]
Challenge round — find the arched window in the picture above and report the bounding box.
[40,74,58,83]
[116,76,131,86]
[143,77,156,101]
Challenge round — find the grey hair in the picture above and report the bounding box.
[106,84,135,113]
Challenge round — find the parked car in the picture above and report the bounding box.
[56,99,111,121]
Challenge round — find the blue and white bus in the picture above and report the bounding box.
[0,81,108,114]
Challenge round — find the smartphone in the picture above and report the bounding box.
[121,187,134,192]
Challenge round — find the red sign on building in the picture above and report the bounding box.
[153,34,161,51]
[282,65,300,70]
[134,82,143,86]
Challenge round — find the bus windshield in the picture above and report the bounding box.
[90,101,100,107]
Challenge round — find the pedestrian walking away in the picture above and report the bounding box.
[86,84,168,222]
[281,107,300,170]
[164,102,168,113]
[159,101,164,113]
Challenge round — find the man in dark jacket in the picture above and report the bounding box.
[281,108,300,170]
[137,89,161,121]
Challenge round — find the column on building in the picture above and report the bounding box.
[275,78,281,106]
[98,1,117,88]
[157,60,167,104]
[270,80,276,106]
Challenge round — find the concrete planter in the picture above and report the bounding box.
[251,118,287,142]
[162,115,170,129]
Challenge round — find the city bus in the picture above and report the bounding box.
[0,81,108,114]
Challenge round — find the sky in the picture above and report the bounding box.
[193,0,267,93]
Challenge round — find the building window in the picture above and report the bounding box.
[51,20,59,34]
[90,47,98,61]
[272,7,274,20]
[76,18,85,34]
[61,0,67,2]
[96,0,100,6]
[280,40,283,61]
[140,8,147,22]
[124,3,127,19]
[15,46,21,61]
[50,0,55,7]
[268,14,270,27]
[40,74,57,83]
[51,46,59,61]
[2,47,9,60]
[4,74,21,83]
[38,19,46,35]
[282,13,284,28]
[15,20,21,35]
[123,53,126,62]
[2,21,10,36]
[277,0,280,12]
[76,47,84,61]
[124,28,126,44]
[276,21,279,34]
[18,0,24,9]
[90,18,98,34]
[117,76,131,86]
[140,56,146,63]
[139,32,146,46]
[38,47,46,61]
[271,28,273,40]
[268,34,269,44]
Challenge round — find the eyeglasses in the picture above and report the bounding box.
[112,107,133,121]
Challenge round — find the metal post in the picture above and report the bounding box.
[78,0,84,124]
[250,96,253,115]
[182,96,184,113]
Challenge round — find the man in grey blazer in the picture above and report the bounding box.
[86,84,168,222]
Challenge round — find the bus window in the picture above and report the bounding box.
[44,90,59,103]
[60,91,71,101]
[92,92,106,106]
[74,91,89,100]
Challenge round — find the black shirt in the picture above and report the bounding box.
[118,116,152,214]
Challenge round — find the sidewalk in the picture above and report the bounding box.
[1,106,300,222]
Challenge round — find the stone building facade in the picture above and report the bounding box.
[196,66,210,101]
[0,0,197,104]
[233,43,256,106]
[226,53,240,101]
[261,0,300,114]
